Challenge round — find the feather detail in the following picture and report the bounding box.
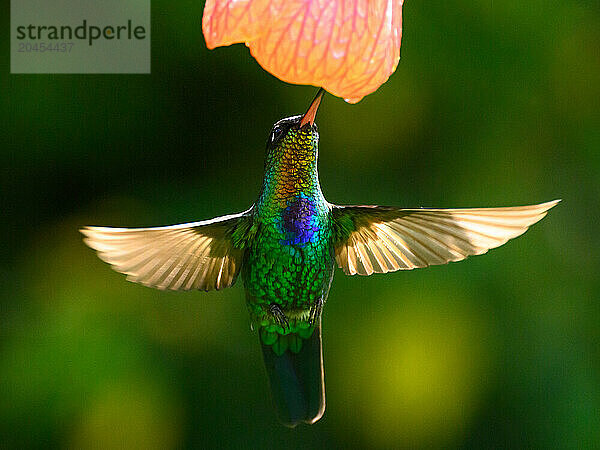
[81,210,252,291]
[332,200,560,276]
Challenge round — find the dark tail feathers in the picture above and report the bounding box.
[260,319,325,427]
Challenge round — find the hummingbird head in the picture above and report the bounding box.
[258,88,326,210]
[265,88,325,160]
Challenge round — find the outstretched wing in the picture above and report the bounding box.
[81,209,253,291]
[331,200,560,276]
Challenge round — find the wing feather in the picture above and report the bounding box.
[332,200,560,276]
[81,210,252,291]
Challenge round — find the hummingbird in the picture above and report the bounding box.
[81,88,559,427]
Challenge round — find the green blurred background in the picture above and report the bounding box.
[2,0,599,448]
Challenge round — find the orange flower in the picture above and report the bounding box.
[203,0,404,103]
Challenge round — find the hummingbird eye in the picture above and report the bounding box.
[268,125,286,148]
[267,116,302,149]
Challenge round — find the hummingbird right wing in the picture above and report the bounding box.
[331,200,560,276]
[81,209,254,291]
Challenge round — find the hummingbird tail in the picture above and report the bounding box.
[260,318,325,427]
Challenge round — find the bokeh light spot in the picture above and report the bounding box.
[329,287,495,448]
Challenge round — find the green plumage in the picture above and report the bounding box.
[240,112,332,425]
[243,114,334,350]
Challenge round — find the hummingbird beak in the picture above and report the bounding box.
[299,88,325,128]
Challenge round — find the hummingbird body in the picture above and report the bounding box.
[245,116,334,354]
[242,114,334,424]
[81,89,559,427]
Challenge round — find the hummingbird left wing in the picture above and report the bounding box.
[331,200,560,276]
[81,210,253,291]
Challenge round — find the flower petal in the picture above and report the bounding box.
[203,0,404,103]
[202,0,274,49]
